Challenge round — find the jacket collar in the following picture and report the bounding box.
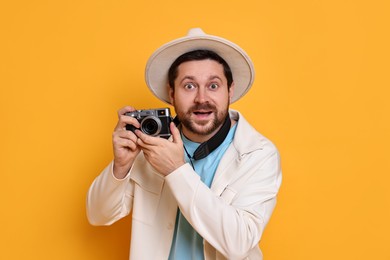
[229,109,265,157]
[210,110,265,194]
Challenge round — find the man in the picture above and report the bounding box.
[87,28,282,260]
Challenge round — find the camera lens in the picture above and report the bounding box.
[141,116,161,136]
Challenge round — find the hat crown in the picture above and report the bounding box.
[187,28,206,37]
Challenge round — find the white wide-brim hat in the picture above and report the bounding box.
[145,28,255,104]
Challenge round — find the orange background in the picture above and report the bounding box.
[1,0,389,259]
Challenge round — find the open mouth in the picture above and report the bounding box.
[193,110,212,116]
[192,110,213,121]
[190,105,216,119]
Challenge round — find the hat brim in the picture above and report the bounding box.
[145,31,255,104]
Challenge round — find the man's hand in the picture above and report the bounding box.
[135,122,185,176]
[112,106,141,179]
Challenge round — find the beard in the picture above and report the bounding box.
[175,103,229,136]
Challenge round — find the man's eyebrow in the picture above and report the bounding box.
[179,76,195,84]
[179,75,223,84]
[209,75,223,81]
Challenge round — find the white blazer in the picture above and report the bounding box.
[87,110,282,260]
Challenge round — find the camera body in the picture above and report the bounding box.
[125,108,172,139]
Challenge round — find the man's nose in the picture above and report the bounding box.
[194,87,207,103]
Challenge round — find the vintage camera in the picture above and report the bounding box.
[125,108,172,139]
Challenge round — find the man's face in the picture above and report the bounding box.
[169,59,234,142]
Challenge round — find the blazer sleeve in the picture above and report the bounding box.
[165,147,282,259]
[86,161,134,226]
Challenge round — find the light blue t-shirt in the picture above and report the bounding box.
[168,124,237,260]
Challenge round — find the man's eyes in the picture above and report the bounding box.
[184,83,195,89]
[183,83,220,90]
[209,83,219,90]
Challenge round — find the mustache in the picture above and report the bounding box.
[189,103,217,112]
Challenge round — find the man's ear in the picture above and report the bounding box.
[169,85,175,105]
[229,82,235,104]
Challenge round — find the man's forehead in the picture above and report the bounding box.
[176,60,226,80]
[176,59,225,71]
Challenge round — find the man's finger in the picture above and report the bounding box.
[135,130,157,146]
[170,122,182,145]
[117,106,136,118]
[114,114,141,131]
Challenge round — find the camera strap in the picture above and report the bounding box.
[175,114,231,160]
